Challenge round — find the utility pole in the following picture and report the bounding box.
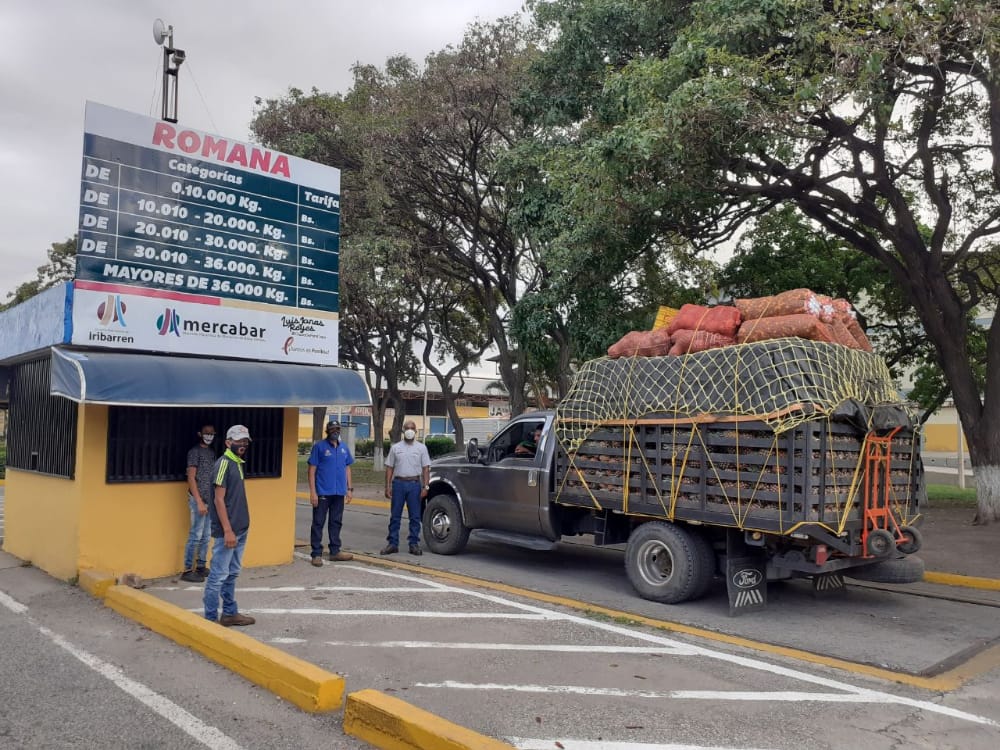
[153,19,186,123]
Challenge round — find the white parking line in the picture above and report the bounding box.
[508,740,775,750]
[0,589,245,749]
[344,564,999,727]
[241,608,554,619]
[507,737,772,750]
[154,585,443,593]
[322,641,691,655]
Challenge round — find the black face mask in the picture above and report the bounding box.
[231,443,249,457]
[327,430,340,442]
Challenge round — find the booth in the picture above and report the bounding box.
[0,102,367,581]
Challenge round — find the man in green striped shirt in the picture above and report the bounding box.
[203,425,255,627]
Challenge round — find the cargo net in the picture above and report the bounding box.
[555,338,903,449]
[553,339,920,534]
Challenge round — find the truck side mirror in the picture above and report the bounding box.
[466,437,480,464]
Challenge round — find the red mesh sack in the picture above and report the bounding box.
[669,329,735,355]
[667,304,742,338]
[735,289,817,320]
[815,294,836,323]
[832,298,854,316]
[736,314,836,344]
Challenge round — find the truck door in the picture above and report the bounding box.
[463,419,547,535]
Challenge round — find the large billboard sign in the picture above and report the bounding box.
[71,102,340,364]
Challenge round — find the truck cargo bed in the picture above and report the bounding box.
[554,419,923,548]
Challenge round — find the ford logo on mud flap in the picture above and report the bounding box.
[732,569,763,589]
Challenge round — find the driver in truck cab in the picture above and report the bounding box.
[514,425,543,457]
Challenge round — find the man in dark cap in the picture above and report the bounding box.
[307,420,355,566]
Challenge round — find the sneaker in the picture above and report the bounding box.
[380,544,398,555]
[328,551,353,562]
[409,545,422,556]
[219,613,256,627]
[311,557,324,567]
[195,566,209,576]
[180,570,205,583]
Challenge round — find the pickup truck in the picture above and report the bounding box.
[422,401,926,614]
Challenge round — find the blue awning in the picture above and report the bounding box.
[50,348,370,407]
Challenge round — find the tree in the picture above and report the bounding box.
[2,236,77,310]
[523,0,1000,523]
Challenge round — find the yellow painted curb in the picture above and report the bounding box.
[343,689,514,750]
[78,569,116,600]
[924,571,1000,591]
[105,585,344,712]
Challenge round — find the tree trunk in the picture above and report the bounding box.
[973,466,1000,525]
[371,400,386,472]
[311,406,326,443]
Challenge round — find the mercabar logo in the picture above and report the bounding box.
[96,295,127,327]
[156,308,181,336]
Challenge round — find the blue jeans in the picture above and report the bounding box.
[311,494,346,558]
[203,531,248,621]
[183,494,211,570]
[388,479,422,547]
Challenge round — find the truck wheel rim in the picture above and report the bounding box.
[636,539,674,586]
[431,510,451,540]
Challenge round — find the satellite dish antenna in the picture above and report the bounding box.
[153,18,169,46]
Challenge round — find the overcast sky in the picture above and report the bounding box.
[0,0,525,303]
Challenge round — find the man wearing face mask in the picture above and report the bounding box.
[181,423,216,583]
[203,425,255,627]
[307,420,355,566]
[382,419,432,555]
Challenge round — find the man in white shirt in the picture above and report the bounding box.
[383,419,431,555]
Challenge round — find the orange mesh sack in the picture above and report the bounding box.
[667,304,742,338]
[830,316,860,349]
[608,329,673,358]
[669,329,736,356]
[842,314,874,353]
[735,288,818,320]
[736,314,835,344]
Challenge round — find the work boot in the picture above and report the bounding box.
[409,545,422,556]
[380,544,398,555]
[311,556,323,567]
[219,613,256,627]
[328,551,354,561]
[180,569,205,583]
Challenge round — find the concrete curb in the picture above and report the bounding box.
[78,569,115,599]
[104,585,345,713]
[344,688,515,750]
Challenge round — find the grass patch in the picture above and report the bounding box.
[296,456,385,487]
[926,483,977,507]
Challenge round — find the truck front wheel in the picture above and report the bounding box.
[422,494,471,555]
[625,521,711,604]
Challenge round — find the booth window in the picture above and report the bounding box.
[6,358,78,478]
[106,407,283,483]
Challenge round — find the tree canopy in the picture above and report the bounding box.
[520,0,1000,522]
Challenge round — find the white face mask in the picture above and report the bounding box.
[202,434,215,445]
[403,429,416,441]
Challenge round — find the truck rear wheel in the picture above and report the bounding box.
[422,494,471,555]
[625,521,711,604]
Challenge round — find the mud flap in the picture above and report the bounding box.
[726,557,767,615]
[812,572,846,597]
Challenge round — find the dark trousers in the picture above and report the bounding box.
[310,494,346,558]
[388,479,422,547]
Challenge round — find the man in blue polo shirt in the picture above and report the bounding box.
[307,420,355,566]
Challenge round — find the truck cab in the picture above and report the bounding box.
[423,411,559,552]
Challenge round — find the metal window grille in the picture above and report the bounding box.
[106,407,283,483]
[6,358,78,478]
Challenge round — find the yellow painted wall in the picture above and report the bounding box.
[4,404,299,581]
[2,468,82,581]
[922,423,967,452]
